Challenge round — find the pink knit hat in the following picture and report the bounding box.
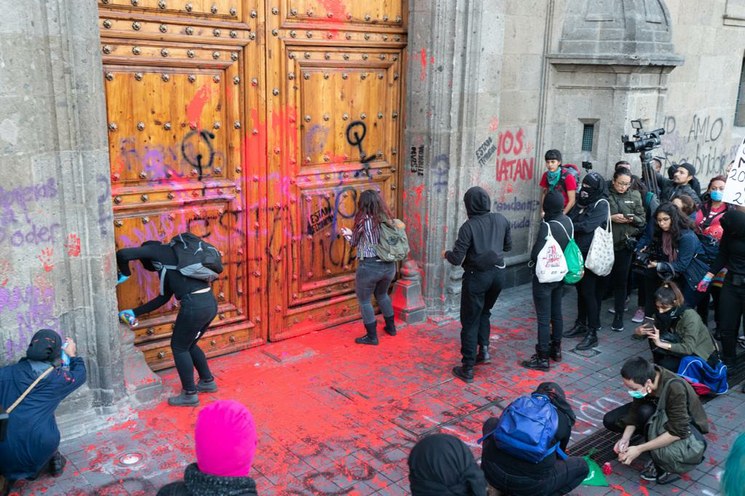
[195,400,258,477]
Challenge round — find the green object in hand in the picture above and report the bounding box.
[581,456,609,486]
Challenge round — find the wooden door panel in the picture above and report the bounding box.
[284,0,403,25]
[100,1,262,369]
[99,0,244,20]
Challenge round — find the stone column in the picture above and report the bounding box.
[404,0,506,320]
[0,0,161,438]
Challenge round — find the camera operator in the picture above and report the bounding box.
[658,163,701,207]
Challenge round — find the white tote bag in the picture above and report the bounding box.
[584,199,615,276]
[535,221,568,283]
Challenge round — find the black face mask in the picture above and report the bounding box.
[655,306,681,333]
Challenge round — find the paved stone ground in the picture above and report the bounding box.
[8,284,743,495]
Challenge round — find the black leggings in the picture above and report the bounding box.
[610,248,634,314]
[171,291,217,391]
[576,270,604,329]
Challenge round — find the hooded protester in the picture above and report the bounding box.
[408,433,487,496]
[565,172,610,351]
[0,330,86,489]
[480,382,588,496]
[698,209,745,368]
[521,191,573,371]
[444,187,512,383]
[157,400,259,496]
[116,239,219,406]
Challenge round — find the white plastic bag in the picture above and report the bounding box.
[585,200,614,276]
[535,221,568,283]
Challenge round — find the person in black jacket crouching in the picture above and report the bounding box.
[481,382,588,496]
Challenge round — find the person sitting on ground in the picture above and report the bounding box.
[721,431,745,496]
[658,163,701,206]
[634,282,717,373]
[408,433,487,496]
[0,330,86,491]
[157,400,259,496]
[480,382,588,496]
[603,356,709,485]
[539,149,576,214]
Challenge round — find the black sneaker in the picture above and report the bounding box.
[452,366,474,383]
[640,460,657,481]
[656,471,681,485]
[196,378,218,393]
[49,451,67,477]
[168,390,199,406]
[611,315,624,332]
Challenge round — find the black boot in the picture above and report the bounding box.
[520,347,549,371]
[49,451,67,477]
[549,341,562,362]
[476,345,491,364]
[452,365,474,383]
[355,322,379,345]
[564,321,588,338]
[576,327,599,351]
[383,315,397,336]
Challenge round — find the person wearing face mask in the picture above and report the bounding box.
[602,356,709,485]
[697,209,745,367]
[693,175,731,331]
[116,240,218,406]
[633,282,717,373]
[564,171,610,350]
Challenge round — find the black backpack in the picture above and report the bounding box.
[156,233,223,294]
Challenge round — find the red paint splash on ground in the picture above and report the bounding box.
[639,485,650,496]
[186,85,212,130]
[610,484,633,496]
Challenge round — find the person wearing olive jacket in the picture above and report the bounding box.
[634,282,717,373]
[607,168,646,332]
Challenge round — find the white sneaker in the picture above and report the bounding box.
[631,308,645,323]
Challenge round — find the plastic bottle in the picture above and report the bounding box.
[61,341,70,367]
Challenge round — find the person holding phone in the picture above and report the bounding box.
[633,282,716,373]
[607,168,646,332]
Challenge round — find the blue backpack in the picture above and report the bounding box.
[478,393,566,463]
[677,355,728,395]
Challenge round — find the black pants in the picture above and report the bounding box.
[603,401,656,434]
[610,248,634,314]
[649,339,683,372]
[718,277,745,360]
[576,270,604,329]
[171,291,217,391]
[532,276,563,354]
[460,267,505,368]
[481,418,588,496]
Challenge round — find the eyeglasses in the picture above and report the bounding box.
[614,181,631,187]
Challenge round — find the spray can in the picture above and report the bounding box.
[61,341,70,367]
[119,312,139,327]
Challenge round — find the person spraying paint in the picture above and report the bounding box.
[116,240,218,406]
[339,189,398,345]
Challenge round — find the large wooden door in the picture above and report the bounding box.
[98,0,406,368]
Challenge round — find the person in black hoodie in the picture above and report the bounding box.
[697,208,745,367]
[565,172,611,350]
[408,433,487,496]
[0,330,86,491]
[521,191,573,371]
[444,186,512,383]
[480,382,588,496]
[116,240,218,406]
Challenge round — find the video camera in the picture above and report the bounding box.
[622,119,665,153]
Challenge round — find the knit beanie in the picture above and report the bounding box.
[195,400,258,477]
[544,149,562,162]
[26,329,62,363]
[678,162,696,178]
[543,190,564,217]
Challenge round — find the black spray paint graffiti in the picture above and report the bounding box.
[410,145,425,176]
[181,129,216,180]
[345,121,376,178]
[661,115,737,176]
[96,174,113,236]
[475,136,497,166]
[308,188,358,273]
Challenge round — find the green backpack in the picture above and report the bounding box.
[375,218,410,262]
[549,220,584,284]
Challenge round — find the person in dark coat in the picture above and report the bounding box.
[565,172,610,350]
[444,186,512,383]
[480,382,588,496]
[408,433,487,496]
[521,191,573,370]
[0,329,86,488]
[157,400,259,496]
[659,163,701,206]
[117,240,218,406]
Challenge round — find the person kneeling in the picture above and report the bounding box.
[603,356,709,485]
[480,382,588,496]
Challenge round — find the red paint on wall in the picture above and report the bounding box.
[414,184,425,206]
[419,48,428,81]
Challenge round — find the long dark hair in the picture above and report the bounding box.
[652,202,691,250]
[654,281,685,308]
[354,189,392,228]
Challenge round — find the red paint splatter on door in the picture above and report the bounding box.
[186,85,212,130]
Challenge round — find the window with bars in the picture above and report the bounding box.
[581,123,595,152]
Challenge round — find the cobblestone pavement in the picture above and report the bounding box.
[9,284,743,495]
